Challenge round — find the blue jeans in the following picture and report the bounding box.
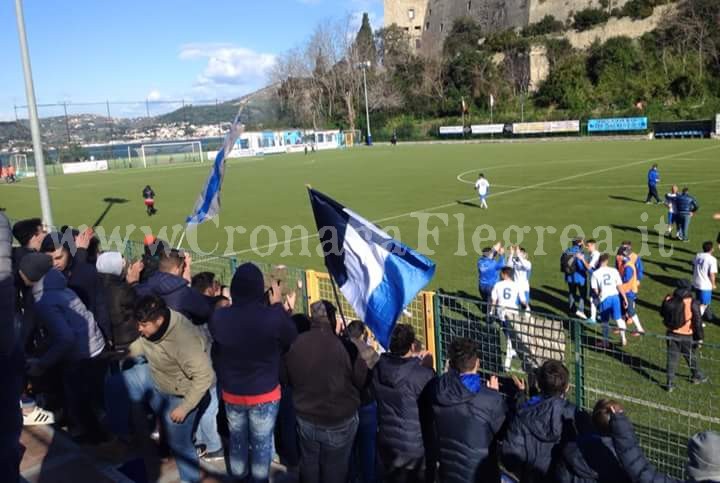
[195,383,222,453]
[226,400,280,482]
[122,362,202,483]
[297,414,359,483]
[352,402,378,483]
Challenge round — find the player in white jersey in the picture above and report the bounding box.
[474,173,490,209]
[591,254,629,347]
[692,241,718,316]
[492,267,529,370]
[507,246,532,302]
[583,239,601,321]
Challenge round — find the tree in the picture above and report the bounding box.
[355,13,377,66]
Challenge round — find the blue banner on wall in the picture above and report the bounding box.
[588,117,648,132]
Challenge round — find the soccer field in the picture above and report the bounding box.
[4,139,720,330]
[3,138,720,474]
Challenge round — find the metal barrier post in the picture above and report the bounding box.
[573,320,585,408]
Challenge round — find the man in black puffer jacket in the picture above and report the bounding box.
[609,409,720,483]
[501,360,586,483]
[373,324,435,482]
[555,399,630,483]
[96,252,141,350]
[428,337,508,483]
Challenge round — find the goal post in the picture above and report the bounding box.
[138,141,204,168]
[9,154,30,176]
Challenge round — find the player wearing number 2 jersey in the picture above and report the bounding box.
[591,254,629,348]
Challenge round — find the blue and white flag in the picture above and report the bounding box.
[186,115,244,225]
[308,188,436,347]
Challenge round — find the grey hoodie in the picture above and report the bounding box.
[33,269,105,370]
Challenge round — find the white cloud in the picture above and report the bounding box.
[179,43,276,92]
[147,89,162,101]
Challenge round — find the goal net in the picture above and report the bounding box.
[138,141,204,168]
[9,154,32,177]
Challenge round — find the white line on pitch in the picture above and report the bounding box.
[200,143,720,259]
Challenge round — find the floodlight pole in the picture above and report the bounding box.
[359,61,372,146]
[15,0,53,228]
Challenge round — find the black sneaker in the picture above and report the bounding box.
[665,383,675,393]
[201,449,225,463]
[692,375,709,385]
[195,444,207,458]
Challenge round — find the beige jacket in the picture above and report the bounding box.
[129,310,214,414]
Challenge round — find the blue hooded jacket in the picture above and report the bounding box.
[501,396,584,482]
[429,370,507,483]
[32,269,106,371]
[478,253,505,290]
[564,246,588,285]
[135,271,212,325]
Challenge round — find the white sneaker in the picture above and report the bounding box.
[23,407,55,426]
[575,311,588,320]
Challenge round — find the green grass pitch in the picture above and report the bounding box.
[3,138,719,472]
[2,139,719,340]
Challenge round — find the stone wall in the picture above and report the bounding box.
[559,3,674,49]
[383,0,429,51]
[528,0,631,25]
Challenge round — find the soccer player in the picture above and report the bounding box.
[492,267,529,370]
[665,184,679,236]
[142,185,157,216]
[619,246,646,337]
[508,246,532,303]
[561,238,588,319]
[581,239,601,321]
[645,164,660,204]
[591,254,629,347]
[474,173,490,209]
[477,243,505,305]
[692,241,718,318]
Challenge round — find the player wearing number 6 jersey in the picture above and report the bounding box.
[591,254,629,348]
[492,267,529,370]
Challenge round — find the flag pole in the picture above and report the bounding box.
[176,225,188,250]
[329,273,348,332]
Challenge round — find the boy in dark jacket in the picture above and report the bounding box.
[209,263,297,479]
[609,409,720,483]
[555,399,630,483]
[135,249,212,325]
[501,360,584,482]
[373,323,435,482]
[428,337,508,483]
[11,217,46,344]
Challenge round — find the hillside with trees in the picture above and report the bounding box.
[272,0,720,140]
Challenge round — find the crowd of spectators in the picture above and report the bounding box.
[1,213,718,483]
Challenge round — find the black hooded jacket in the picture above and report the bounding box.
[428,371,508,483]
[501,395,585,482]
[373,353,434,460]
[555,433,631,483]
[97,273,138,349]
[209,263,297,396]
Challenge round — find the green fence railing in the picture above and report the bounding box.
[432,294,719,480]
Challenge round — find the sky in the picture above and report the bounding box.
[0,0,383,121]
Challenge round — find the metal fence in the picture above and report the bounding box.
[8,216,717,479]
[432,294,719,480]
